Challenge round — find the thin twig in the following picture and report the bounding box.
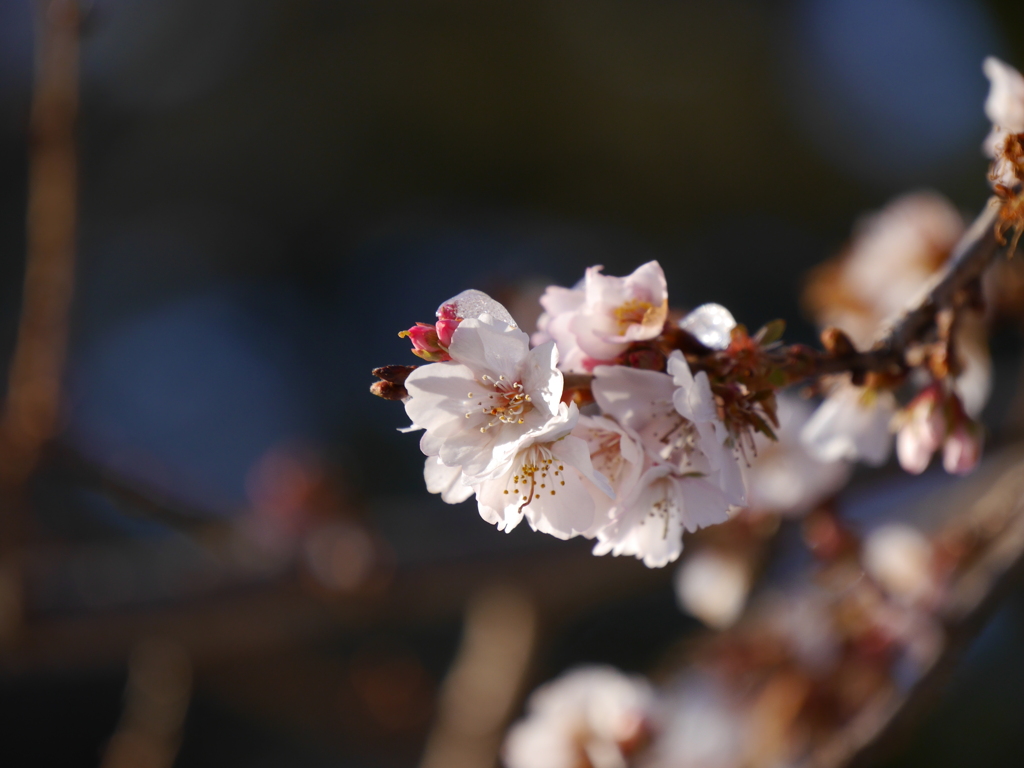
[556,199,1006,393]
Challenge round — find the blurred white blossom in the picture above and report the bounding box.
[864,524,936,606]
[503,666,656,768]
[638,672,748,768]
[673,549,751,630]
[805,192,964,351]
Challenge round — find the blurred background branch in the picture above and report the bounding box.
[0,0,80,648]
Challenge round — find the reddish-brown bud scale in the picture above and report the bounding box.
[370,380,408,400]
[372,365,417,385]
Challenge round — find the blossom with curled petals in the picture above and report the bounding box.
[534,261,668,372]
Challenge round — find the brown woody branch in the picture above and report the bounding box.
[559,199,1007,393]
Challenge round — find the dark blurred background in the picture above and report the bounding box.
[1,1,1024,766]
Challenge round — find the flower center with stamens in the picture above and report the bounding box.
[503,448,566,509]
[614,298,655,332]
[636,479,677,540]
[465,374,534,432]
[590,432,625,481]
[646,411,700,465]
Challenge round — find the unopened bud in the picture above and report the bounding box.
[370,365,417,400]
[399,323,451,362]
[942,422,983,475]
[894,385,946,475]
[820,327,857,358]
[370,380,408,401]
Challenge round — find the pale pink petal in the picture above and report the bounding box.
[447,314,530,378]
[423,457,474,504]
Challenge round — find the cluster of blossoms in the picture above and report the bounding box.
[371,57,1024,573]
[391,264,756,568]
[503,514,964,768]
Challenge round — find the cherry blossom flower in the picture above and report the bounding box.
[503,666,656,768]
[673,548,751,629]
[803,192,991,424]
[804,192,964,351]
[800,382,897,466]
[592,356,744,504]
[472,419,613,540]
[640,672,749,768]
[744,392,851,516]
[423,411,614,540]
[534,261,668,372]
[586,353,743,567]
[667,351,746,507]
[403,307,568,480]
[593,465,733,568]
[984,56,1024,134]
[572,414,645,536]
[423,456,475,505]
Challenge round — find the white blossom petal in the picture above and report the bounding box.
[594,466,729,568]
[441,288,518,326]
[677,303,736,350]
[423,457,474,504]
[404,299,572,482]
[674,549,750,629]
[447,313,529,379]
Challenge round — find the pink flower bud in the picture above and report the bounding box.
[398,323,451,362]
[435,317,460,348]
[895,387,946,474]
[942,423,983,475]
